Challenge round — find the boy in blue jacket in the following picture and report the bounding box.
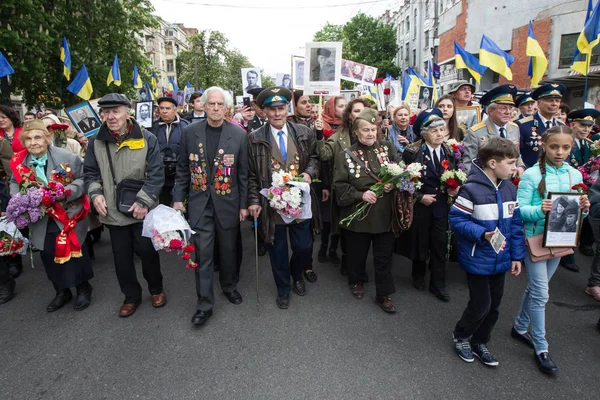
[449,137,526,367]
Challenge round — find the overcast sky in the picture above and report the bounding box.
[150,0,395,77]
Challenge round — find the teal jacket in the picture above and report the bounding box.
[517,162,583,237]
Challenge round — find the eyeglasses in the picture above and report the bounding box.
[207,102,224,108]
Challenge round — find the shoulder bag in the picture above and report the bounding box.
[104,142,145,218]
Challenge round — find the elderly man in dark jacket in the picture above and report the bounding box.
[84,93,165,318]
[151,96,189,205]
[173,87,249,327]
[248,87,319,309]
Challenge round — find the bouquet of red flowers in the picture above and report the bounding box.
[572,183,589,194]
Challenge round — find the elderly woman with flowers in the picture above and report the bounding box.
[402,108,461,302]
[8,120,93,312]
[333,108,409,313]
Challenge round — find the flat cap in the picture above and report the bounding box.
[98,93,131,108]
[157,96,177,107]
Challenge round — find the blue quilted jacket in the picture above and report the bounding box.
[449,159,526,275]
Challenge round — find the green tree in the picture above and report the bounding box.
[0,0,157,108]
[313,23,344,42]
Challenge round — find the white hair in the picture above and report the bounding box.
[423,119,447,138]
[201,86,233,108]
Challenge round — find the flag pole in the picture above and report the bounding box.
[583,55,591,107]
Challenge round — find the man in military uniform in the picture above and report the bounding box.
[462,84,525,174]
[246,87,268,133]
[449,80,478,130]
[310,48,335,82]
[516,83,566,168]
[514,92,536,120]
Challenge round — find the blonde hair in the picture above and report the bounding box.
[392,103,411,119]
[19,128,53,145]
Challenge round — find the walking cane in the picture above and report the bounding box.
[254,216,260,313]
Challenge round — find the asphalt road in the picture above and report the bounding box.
[1,223,599,399]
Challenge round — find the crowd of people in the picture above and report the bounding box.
[1,79,599,376]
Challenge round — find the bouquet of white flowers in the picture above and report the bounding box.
[261,171,312,224]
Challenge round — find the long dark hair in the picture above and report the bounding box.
[435,94,459,140]
[537,125,573,198]
[342,98,372,130]
[0,104,22,129]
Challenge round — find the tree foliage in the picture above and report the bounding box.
[313,12,400,79]
[0,0,157,108]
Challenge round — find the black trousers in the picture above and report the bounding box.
[411,212,448,290]
[107,223,163,304]
[454,272,506,345]
[344,229,396,297]
[215,228,243,282]
[0,257,12,286]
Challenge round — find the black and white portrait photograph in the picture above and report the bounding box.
[543,193,582,247]
[175,90,185,107]
[418,86,433,109]
[184,86,195,104]
[363,67,376,84]
[137,88,150,102]
[292,56,305,89]
[241,67,262,96]
[276,73,292,89]
[304,41,342,96]
[66,101,101,137]
[135,101,153,128]
[341,90,360,103]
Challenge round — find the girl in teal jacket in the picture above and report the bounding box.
[512,126,590,375]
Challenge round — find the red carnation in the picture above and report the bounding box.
[383,88,391,95]
[50,123,70,131]
[186,262,198,269]
[441,159,449,170]
[323,129,335,138]
[64,189,72,197]
[572,183,589,193]
[373,78,384,84]
[512,177,520,188]
[184,244,195,253]
[47,181,57,190]
[41,195,53,206]
[169,238,183,250]
[446,178,460,189]
[182,253,191,261]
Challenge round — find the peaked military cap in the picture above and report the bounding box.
[413,108,444,138]
[256,87,293,108]
[515,92,535,107]
[480,84,518,106]
[568,109,600,126]
[531,83,566,100]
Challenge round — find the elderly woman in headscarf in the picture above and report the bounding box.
[333,108,403,313]
[402,108,459,302]
[10,120,93,312]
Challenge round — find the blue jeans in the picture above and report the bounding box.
[513,256,560,353]
[266,220,312,296]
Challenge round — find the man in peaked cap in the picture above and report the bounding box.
[516,83,566,167]
[462,84,525,173]
[247,87,320,309]
[449,80,478,130]
[514,92,536,120]
[310,47,335,82]
[246,87,267,133]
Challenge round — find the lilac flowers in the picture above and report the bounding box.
[5,187,45,229]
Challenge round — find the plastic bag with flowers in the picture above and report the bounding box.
[260,170,312,224]
[0,217,29,256]
[141,205,197,268]
[440,168,468,204]
[340,161,423,226]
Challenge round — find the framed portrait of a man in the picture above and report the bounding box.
[66,101,101,137]
[135,101,153,128]
[292,56,305,89]
[241,67,262,96]
[543,192,583,247]
[276,73,292,89]
[418,86,433,109]
[304,42,342,96]
[456,105,482,130]
[340,90,360,103]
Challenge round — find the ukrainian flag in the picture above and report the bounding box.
[0,51,15,78]
[133,64,143,89]
[145,82,155,100]
[572,0,594,75]
[577,0,600,54]
[426,60,439,102]
[151,72,158,89]
[401,67,425,102]
[526,22,548,87]
[454,42,487,83]
[67,65,93,100]
[479,35,514,80]
[107,54,121,87]
[60,37,71,81]
[168,77,179,91]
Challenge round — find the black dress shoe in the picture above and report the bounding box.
[46,289,73,312]
[535,351,558,374]
[293,280,306,296]
[0,280,16,305]
[191,309,213,326]
[510,327,534,349]
[560,262,580,272]
[74,282,93,311]
[7,263,23,279]
[579,245,594,257]
[276,295,289,309]
[223,290,243,305]
[429,286,450,302]
[303,270,317,283]
[328,251,341,265]
[317,244,328,263]
[412,279,425,291]
[258,243,267,257]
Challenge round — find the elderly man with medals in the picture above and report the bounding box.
[173,86,249,327]
[247,87,319,309]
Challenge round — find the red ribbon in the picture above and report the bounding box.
[10,150,89,263]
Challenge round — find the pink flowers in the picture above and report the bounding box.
[151,229,197,269]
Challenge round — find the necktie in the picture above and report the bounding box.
[278,130,287,162]
[499,127,506,139]
[31,153,49,184]
[546,121,552,129]
[433,148,441,173]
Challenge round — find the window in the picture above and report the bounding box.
[559,33,599,68]
[492,72,500,84]
[167,60,174,72]
[165,43,173,55]
[406,19,410,36]
[425,30,430,47]
[426,0,430,18]
[413,9,417,37]
[413,49,417,66]
[166,29,174,37]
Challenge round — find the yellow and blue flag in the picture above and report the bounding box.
[454,42,487,83]
[572,0,594,75]
[479,35,514,80]
[151,72,158,89]
[67,65,93,100]
[133,64,143,89]
[144,82,155,100]
[426,60,439,102]
[578,0,600,54]
[526,21,548,87]
[107,54,121,87]
[401,67,425,102]
[168,77,179,91]
[60,37,71,81]
[0,51,15,78]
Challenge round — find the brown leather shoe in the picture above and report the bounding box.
[151,291,166,308]
[351,284,365,299]
[375,296,396,313]
[119,303,138,318]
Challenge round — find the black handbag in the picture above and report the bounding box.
[104,142,145,217]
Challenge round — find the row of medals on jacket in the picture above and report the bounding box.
[346,146,390,178]
[188,143,232,194]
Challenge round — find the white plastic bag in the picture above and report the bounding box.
[260,181,312,224]
[142,205,196,250]
[0,217,29,256]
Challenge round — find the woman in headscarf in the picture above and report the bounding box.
[321,96,346,131]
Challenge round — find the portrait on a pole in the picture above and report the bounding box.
[241,67,262,96]
[292,56,305,89]
[304,42,342,96]
[135,101,153,128]
[66,101,101,137]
